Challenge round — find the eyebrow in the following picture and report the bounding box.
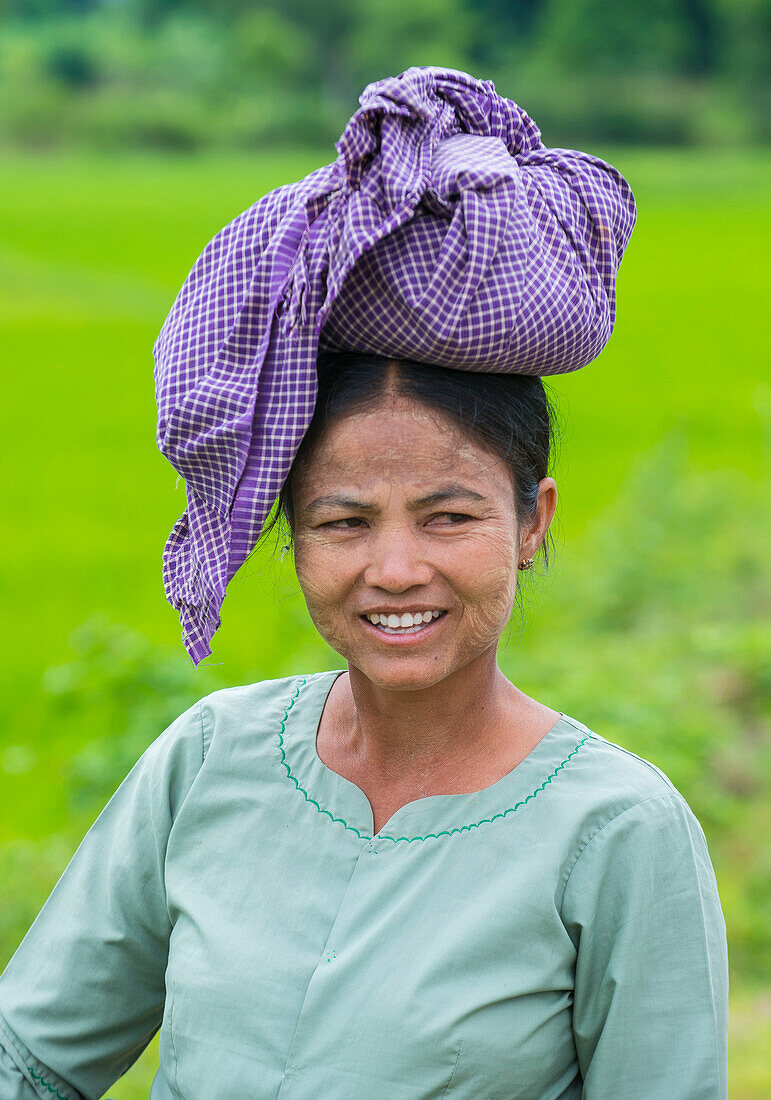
[304,484,488,514]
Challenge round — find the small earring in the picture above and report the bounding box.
[518,556,535,571]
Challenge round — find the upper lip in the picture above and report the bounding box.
[360,607,446,615]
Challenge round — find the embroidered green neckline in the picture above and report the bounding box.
[276,676,591,844]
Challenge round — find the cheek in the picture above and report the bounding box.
[471,565,516,632]
[455,535,518,637]
[293,541,350,633]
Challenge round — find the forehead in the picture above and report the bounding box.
[294,395,513,499]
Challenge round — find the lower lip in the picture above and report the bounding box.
[360,613,447,646]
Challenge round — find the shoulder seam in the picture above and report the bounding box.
[592,736,679,790]
[558,790,688,913]
[197,699,211,763]
[559,717,678,794]
[196,673,318,763]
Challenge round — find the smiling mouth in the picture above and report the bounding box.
[361,611,447,635]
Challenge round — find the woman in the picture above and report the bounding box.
[0,69,727,1099]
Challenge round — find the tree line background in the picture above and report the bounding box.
[1,0,769,151]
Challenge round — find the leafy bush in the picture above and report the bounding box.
[42,614,226,814]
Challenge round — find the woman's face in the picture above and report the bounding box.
[291,390,556,692]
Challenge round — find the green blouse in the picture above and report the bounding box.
[0,670,728,1099]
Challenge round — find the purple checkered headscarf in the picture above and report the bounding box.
[153,66,636,665]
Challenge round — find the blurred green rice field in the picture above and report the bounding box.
[1,147,769,1098]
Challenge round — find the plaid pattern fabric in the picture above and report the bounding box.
[153,67,637,664]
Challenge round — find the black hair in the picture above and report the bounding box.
[261,350,561,571]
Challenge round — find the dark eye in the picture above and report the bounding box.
[431,512,472,525]
[325,517,366,529]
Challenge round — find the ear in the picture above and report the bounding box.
[519,478,558,561]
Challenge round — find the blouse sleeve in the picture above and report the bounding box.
[0,700,206,1100]
[560,791,729,1100]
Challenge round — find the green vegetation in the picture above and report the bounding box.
[0,147,769,1097]
[1,0,768,149]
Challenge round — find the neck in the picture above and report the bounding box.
[340,649,519,787]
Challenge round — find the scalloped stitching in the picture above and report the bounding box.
[277,676,591,843]
[26,1066,68,1099]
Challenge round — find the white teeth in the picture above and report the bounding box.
[365,610,445,632]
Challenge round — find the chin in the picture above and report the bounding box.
[351,652,455,691]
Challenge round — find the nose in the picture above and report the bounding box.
[362,526,433,592]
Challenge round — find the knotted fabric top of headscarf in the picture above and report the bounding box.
[153,66,637,665]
